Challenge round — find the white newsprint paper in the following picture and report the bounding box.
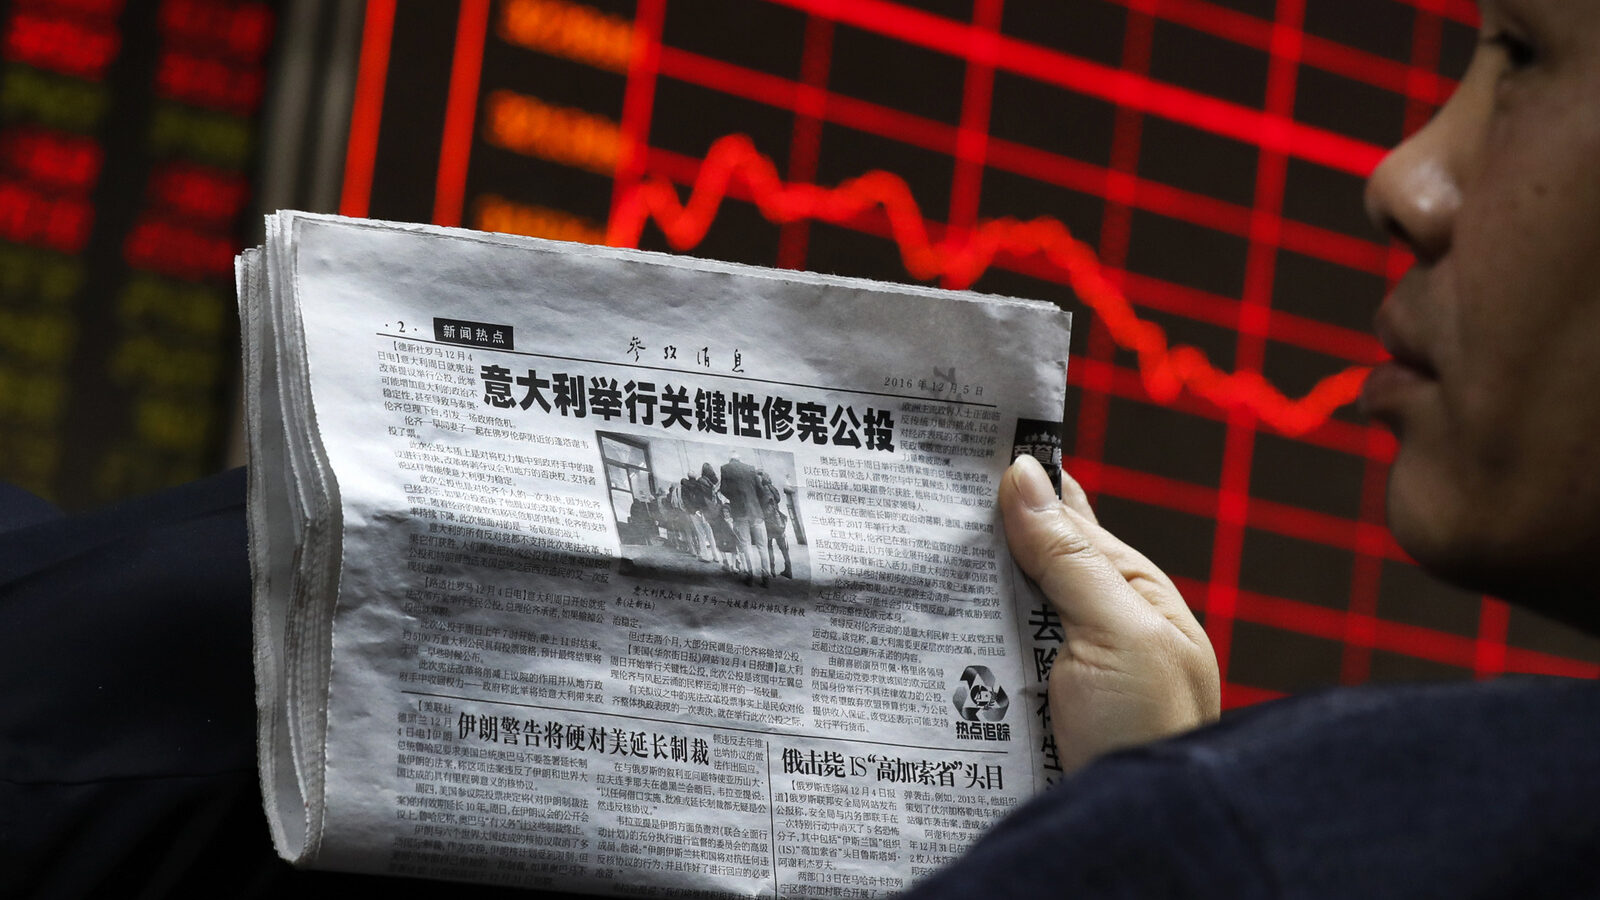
[238,211,1073,898]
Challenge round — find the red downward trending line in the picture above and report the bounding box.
[606,134,1372,437]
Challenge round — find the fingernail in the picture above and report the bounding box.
[1012,454,1059,511]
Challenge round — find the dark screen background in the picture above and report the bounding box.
[339,0,1600,705]
[0,0,276,507]
[5,0,1591,705]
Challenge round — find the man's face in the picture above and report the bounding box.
[1362,0,1600,624]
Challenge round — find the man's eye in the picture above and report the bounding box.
[1486,31,1536,70]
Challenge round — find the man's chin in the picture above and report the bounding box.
[1388,515,1491,592]
[1387,490,1600,636]
[1385,462,1471,574]
[1385,472,1513,595]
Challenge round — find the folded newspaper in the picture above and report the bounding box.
[237,211,1073,897]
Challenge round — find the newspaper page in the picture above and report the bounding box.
[240,212,1072,898]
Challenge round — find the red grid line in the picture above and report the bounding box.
[1075,0,1154,512]
[338,0,395,219]
[1475,599,1510,678]
[1341,0,1449,686]
[1396,0,1510,683]
[1341,424,1396,684]
[1064,456,1215,522]
[1220,683,1288,709]
[776,14,834,270]
[627,4,1585,684]
[1067,455,1410,566]
[608,0,665,227]
[1066,354,1390,462]
[1097,0,1458,105]
[653,44,1399,283]
[944,0,1003,246]
[611,135,1371,433]
[759,1,1579,685]
[340,2,1600,694]
[985,233,1390,408]
[605,133,1407,580]
[1056,263,1384,368]
[1055,402,1395,564]
[432,0,490,227]
[1173,577,1600,687]
[763,0,1387,177]
[1205,0,1308,697]
[1081,455,1406,562]
[1403,1,1447,137]
[626,141,1390,449]
[1398,0,1477,28]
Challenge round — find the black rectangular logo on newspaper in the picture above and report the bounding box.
[435,318,514,350]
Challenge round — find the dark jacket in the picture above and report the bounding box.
[718,458,764,520]
[902,677,1600,898]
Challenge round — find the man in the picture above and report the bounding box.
[757,468,793,579]
[719,450,772,587]
[7,2,1599,896]
[904,0,1600,894]
[678,469,719,563]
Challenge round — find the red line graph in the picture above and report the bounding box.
[607,133,1372,436]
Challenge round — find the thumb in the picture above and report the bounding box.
[1000,455,1163,637]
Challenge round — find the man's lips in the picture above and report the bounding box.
[1363,308,1438,421]
[1361,360,1433,420]
[1373,312,1438,379]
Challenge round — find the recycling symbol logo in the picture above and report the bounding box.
[951,665,1009,723]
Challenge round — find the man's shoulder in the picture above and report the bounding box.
[0,481,60,534]
[1156,677,1600,896]
[1164,677,1600,817]
[1176,676,1600,765]
[905,678,1600,899]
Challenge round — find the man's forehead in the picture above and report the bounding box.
[1479,0,1597,20]
[1471,0,1600,41]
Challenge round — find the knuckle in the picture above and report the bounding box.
[1126,615,1173,651]
[1126,572,1171,600]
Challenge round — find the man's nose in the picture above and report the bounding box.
[1362,62,1487,265]
[1363,121,1462,265]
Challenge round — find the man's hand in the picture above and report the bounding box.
[1001,455,1220,775]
